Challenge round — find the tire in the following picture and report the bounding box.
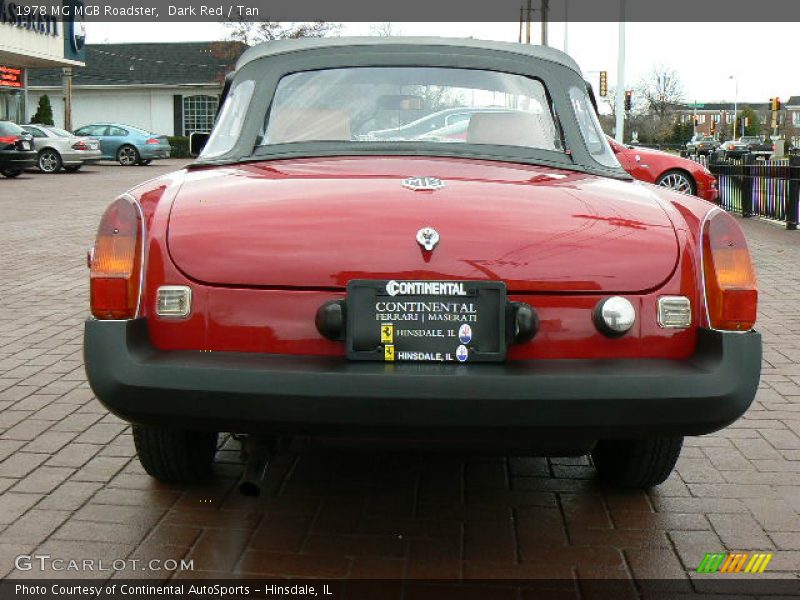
[591,436,683,489]
[37,148,63,174]
[64,165,82,173]
[0,168,22,178]
[117,145,140,166]
[656,169,696,195]
[132,424,218,482]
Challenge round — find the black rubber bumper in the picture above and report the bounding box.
[84,319,761,439]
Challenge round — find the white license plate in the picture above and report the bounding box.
[20,141,31,150]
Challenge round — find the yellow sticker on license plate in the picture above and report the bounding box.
[384,345,395,361]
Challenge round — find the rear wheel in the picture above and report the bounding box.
[591,436,683,489]
[133,424,218,482]
[0,168,22,178]
[37,148,63,173]
[656,170,696,195]
[117,145,139,166]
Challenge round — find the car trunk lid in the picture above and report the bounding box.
[167,157,679,293]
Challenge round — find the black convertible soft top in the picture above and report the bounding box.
[236,36,583,74]
[193,37,630,180]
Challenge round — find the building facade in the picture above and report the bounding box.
[27,42,246,136]
[674,100,800,146]
[0,5,85,122]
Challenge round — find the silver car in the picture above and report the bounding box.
[22,124,102,173]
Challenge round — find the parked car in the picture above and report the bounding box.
[607,137,718,202]
[0,121,36,178]
[84,38,761,491]
[685,134,720,155]
[22,124,101,173]
[72,123,170,166]
[720,136,772,159]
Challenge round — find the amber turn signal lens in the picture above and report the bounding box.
[89,197,143,320]
[702,210,757,331]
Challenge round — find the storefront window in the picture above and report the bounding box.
[183,95,218,135]
[0,89,25,123]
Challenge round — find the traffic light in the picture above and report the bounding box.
[599,71,607,97]
[624,90,633,112]
[771,97,781,111]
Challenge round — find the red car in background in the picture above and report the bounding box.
[607,136,719,202]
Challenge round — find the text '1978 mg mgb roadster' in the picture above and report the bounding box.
[83,38,761,491]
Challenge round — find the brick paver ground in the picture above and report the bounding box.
[0,162,798,591]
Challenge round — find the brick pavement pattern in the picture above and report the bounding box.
[0,162,798,591]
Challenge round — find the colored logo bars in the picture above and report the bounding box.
[696,552,773,574]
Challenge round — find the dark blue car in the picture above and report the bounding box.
[72,123,171,166]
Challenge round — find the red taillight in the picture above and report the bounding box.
[702,210,757,331]
[72,141,89,150]
[0,135,18,148]
[89,197,143,320]
[145,138,159,145]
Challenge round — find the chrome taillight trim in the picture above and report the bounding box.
[120,192,146,320]
[698,207,721,331]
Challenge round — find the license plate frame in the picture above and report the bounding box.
[345,279,508,363]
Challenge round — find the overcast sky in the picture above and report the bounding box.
[90,21,799,105]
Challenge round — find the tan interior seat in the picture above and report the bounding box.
[466,112,556,150]
[267,109,351,144]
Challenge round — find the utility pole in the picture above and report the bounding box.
[614,0,626,143]
[519,6,524,43]
[563,0,569,54]
[525,0,532,44]
[541,0,549,46]
[23,69,29,123]
[62,67,73,130]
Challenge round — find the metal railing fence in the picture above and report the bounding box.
[689,153,799,230]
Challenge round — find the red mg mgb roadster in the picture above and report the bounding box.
[84,38,760,489]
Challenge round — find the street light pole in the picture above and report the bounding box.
[614,0,626,143]
[730,74,738,139]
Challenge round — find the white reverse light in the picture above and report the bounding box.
[156,286,192,317]
[595,296,636,337]
[658,296,692,329]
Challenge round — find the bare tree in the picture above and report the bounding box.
[369,22,401,37]
[637,65,684,121]
[225,21,341,45]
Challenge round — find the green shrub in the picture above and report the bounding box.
[168,136,190,159]
[31,95,55,126]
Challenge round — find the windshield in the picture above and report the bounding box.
[257,67,564,152]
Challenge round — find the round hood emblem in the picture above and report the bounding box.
[416,227,440,251]
[403,176,445,191]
